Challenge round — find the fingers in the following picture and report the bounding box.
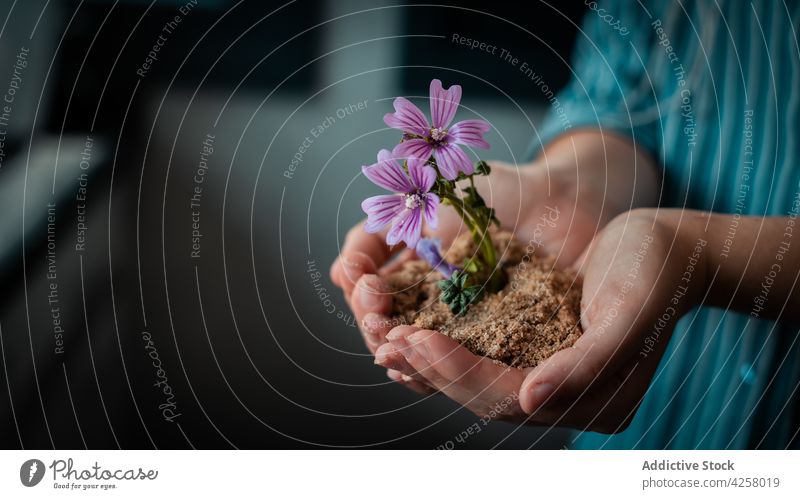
[518,340,600,411]
[386,369,436,395]
[519,277,643,413]
[521,218,673,416]
[352,275,392,318]
[361,312,397,346]
[523,355,653,434]
[330,251,378,299]
[385,326,527,417]
[406,330,516,392]
[376,326,432,386]
[511,279,649,429]
[330,222,397,298]
[519,312,643,415]
[352,276,394,353]
[380,321,645,431]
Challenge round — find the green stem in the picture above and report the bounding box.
[443,192,504,293]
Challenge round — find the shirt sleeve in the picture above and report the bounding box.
[528,1,660,160]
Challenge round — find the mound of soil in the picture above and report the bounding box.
[386,230,583,368]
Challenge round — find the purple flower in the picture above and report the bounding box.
[361,149,439,249]
[416,238,460,278]
[384,79,491,180]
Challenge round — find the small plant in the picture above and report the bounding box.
[361,79,503,314]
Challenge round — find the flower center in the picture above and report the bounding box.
[429,127,448,144]
[404,193,424,210]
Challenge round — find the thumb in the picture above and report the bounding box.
[518,293,648,414]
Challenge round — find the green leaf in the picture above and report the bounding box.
[438,271,484,315]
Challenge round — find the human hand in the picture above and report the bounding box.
[378,209,707,433]
[331,158,612,392]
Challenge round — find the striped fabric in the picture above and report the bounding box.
[533,0,800,449]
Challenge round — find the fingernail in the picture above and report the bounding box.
[386,328,414,357]
[358,275,386,309]
[407,333,432,362]
[527,383,554,410]
[341,255,362,270]
[390,338,415,361]
[375,345,399,369]
[385,328,407,343]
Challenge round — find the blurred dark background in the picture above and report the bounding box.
[0,0,585,449]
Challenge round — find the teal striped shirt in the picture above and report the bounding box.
[535,0,800,449]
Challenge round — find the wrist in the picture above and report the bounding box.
[658,209,712,314]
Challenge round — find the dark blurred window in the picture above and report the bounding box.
[52,0,323,132]
[400,0,585,103]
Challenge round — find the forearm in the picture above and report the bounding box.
[664,208,800,322]
[534,129,661,219]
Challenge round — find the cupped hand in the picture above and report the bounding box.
[331,159,611,391]
[517,209,706,432]
[379,209,706,433]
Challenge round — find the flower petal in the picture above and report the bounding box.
[383,97,430,135]
[407,158,437,193]
[423,193,440,230]
[393,139,434,162]
[449,119,491,149]
[387,207,423,248]
[376,148,395,164]
[415,237,442,264]
[415,238,460,278]
[433,144,474,180]
[361,194,404,233]
[362,151,413,193]
[429,79,462,129]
